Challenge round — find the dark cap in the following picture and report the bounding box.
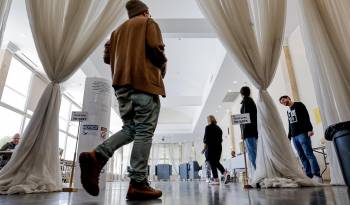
[126,0,149,18]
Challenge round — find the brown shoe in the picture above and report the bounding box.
[79,151,107,196]
[126,180,162,200]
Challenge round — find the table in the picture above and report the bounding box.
[313,146,328,177]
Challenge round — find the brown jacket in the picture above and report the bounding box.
[104,16,167,97]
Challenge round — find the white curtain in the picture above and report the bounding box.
[167,144,180,175]
[196,0,314,187]
[181,142,192,163]
[298,0,350,185]
[0,0,12,46]
[0,0,125,194]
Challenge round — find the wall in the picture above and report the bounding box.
[288,27,325,147]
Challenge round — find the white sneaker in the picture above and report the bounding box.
[312,176,323,184]
[205,179,210,183]
[223,171,230,184]
[209,179,220,185]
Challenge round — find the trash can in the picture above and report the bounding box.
[325,121,350,186]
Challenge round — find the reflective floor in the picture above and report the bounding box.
[0,181,349,205]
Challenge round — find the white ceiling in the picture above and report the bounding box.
[2,0,301,143]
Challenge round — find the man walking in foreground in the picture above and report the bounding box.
[279,96,322,183]
[79,0,167,200]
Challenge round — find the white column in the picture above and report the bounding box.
[75,77,112,190]
[0,0,12,46]
[227,111,235,154]
[0,49,11,98]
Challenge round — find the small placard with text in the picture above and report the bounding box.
[71,111,88,122]
[231,113,251,125]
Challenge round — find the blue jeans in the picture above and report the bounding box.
[96,87,160,182]
[292,133,320,178]
[244,137,257,169]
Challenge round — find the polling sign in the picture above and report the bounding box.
[71,111,88,122]
[231,113,251,125]
[81,124,99,135]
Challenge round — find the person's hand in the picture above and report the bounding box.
[308,131,314,137]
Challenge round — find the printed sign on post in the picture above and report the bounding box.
[231,113,251,125]
[71,111,88,122]
[81,124,99,136]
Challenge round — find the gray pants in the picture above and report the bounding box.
[96,87,160,182]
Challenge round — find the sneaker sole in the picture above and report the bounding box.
[126,192,162,200]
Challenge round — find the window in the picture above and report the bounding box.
[59,97,71,120]
[0,106,23,137]
[57,95,82,161]
[26,75,47,114]
[1,58,32,111]
[65,136,77,161]
[0,57,47,149]
[110,109,122,133]
[0,53,89,163]
[59,131,67,151]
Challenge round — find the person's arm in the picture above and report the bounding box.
[287,111,292,140]
[0,143,9,151]
[288,125,292,141]
[300,103,314,136]
[146,18,167,76]
[202,144,208,154]
[203,126,209,144]
[240,100,246,139]
[219,127,223,143]
[202,126,209,154]
[103,40,111,64]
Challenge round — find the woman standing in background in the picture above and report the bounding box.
[202,115,230,185]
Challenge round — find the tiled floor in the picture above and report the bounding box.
[0,181,349,205]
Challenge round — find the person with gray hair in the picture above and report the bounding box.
[0,133,20,151]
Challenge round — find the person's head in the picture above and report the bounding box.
[126,0,150,19]
[207,115,217,125]
[279,95,293,107]
[12,133,20,145]
[240,86,251,98]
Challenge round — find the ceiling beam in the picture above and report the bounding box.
[156,18,216,38]
[160,96,202,107]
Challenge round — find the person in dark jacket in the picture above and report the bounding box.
[202,115,230,185]
[240,87,258,169]
[279,95,322,183]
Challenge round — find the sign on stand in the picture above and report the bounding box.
[231,113,251,125]
[62,111,88,193]
[71,111,88,122]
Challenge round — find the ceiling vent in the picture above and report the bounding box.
[222,91,239,103]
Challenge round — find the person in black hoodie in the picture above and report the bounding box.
[202,115,230,185]
[279,95,322,183]
[240,86,258,169]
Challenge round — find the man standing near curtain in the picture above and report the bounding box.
[239,86,258,169]
[279,96,322,183]
[79,0,167,200]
